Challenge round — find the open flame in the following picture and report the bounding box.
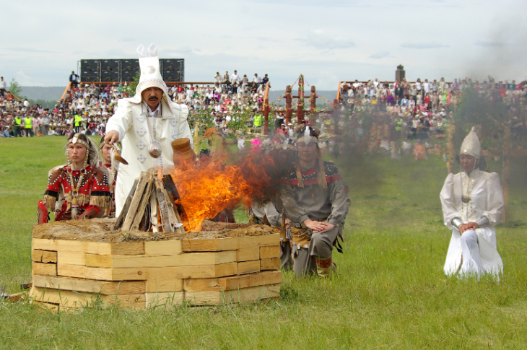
[169,151,278,232]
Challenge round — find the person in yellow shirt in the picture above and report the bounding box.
[13,114,22,137]
[24,115,34,137]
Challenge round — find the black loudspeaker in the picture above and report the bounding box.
[100,60,120,82]
[160,59,184,82]
[80,60,100,82]
[120,59,140,82]
[80,58,184,82]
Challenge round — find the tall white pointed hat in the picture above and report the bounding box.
[460,127,481,159]
[129,43,169,104]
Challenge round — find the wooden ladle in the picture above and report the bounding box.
[113,145,129,165]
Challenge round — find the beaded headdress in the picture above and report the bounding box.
[69,133,90,149]
[65,133,100,166]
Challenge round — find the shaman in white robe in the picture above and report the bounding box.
[440,169,504,277]
[106,98,192,216]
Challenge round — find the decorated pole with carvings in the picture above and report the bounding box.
[297,75,305,124]
[310,86,317,113]
[285,85,292,125]
[263,84,270,135]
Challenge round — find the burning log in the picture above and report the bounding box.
[169,150,278,232]
[114,171,184,234]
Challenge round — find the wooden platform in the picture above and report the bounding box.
[29,219,282,310]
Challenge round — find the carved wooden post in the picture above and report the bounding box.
[285,85,292,125]
[263,84,270,135]
[310,86,316,113]
[297,75,305,124]
[333,99,339,135]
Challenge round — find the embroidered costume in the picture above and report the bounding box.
[37,134,111,223]
[440,129,504,278]
[280,126,350,278]
[99,161,117,217]
[106,44,192,216]
[38,165,111,223]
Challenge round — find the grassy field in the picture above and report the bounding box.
[1,136,527,349]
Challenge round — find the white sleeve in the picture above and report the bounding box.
[106,99,133,142]
[483,172,505,226]
[264,202,281,228]
[440,173,458,230]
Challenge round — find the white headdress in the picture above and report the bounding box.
[129,43,169,104]
[460,127,481,159]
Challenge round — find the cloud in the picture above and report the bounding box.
[400,42,449,49]
[474,40,509,47]
[369,51,390,59]
[6,47,58,53]
[163,47,195,56]
[297,32,355,51]
[15,70,45,86]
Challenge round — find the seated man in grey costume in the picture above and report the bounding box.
[280,126,350,278]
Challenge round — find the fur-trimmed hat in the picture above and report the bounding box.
[294,124,320,145]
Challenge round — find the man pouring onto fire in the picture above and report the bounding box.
[280,126,350,278]
[104,44,192,216]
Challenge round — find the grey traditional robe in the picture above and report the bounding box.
[280,161,350,277]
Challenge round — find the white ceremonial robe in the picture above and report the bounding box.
[106,98,192,216]
[440,169,505,277]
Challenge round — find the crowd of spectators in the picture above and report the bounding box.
[334,77,527,144]
[2,73,526,153]
[0,70,271,138]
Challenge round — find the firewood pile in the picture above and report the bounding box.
[113,171,186,234]
[29,171,282,311]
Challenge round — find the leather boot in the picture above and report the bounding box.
[316,256,336,277]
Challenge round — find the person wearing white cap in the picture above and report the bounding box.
[104,44,192,216]
[440,128,504,278]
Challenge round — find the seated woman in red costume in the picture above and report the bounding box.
[37,133,111,223]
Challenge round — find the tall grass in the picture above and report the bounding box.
[0,137,526,349]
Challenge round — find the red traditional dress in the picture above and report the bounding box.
[99,161,117,218]
[37,165,111,223]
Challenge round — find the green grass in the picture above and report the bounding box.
[1,137,527,349]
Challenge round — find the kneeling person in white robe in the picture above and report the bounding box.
[440,129,504,278]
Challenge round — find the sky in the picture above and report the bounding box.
[1,0,526,90]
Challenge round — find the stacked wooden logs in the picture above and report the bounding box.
[30,225,282,310]
[114,171,185,234]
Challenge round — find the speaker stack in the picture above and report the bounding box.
[80,58,184,83]
[100,60,120,82]
[80,60,101,82]
[120,59,140,82]
[160,59,184,82]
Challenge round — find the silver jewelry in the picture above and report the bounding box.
[451,217,463,229]
[144,103,162,159]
